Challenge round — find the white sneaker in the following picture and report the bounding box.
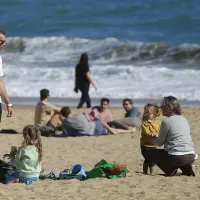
[191,165,198,176]
[174,168,182,176]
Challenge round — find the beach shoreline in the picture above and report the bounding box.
[8,96,200,108]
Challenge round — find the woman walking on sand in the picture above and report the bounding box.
[74,53,97,109]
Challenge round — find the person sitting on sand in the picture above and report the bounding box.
[60,107,134,137]
[145,96,197,176]
[111,98,142,130]
[5,125,42,184]
[83,98,113,125]
[34,89,62,136]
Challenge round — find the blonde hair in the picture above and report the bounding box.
[160,96,182,115]
[22,125,43,162]
[143,103,160,121]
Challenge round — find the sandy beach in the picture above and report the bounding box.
[0,105,200,200]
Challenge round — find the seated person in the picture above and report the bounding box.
[4,125,42,184]
[34,89,62,136]
[60,107,134,137]
[111,98,142,130]
[83,98,113,125]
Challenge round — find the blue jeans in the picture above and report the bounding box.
[5,172,39,185]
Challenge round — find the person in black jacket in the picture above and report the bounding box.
[74,53,97,109]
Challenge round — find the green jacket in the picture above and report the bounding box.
[14,145,41,178]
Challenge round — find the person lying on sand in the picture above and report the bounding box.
[60,106,135,137]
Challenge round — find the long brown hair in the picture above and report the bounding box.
[22,125,43,162]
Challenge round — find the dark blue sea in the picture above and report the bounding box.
[1,0,200,106]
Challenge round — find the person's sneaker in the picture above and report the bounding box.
[174,168,182,176]
[191,165,198,176]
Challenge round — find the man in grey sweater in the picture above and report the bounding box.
[146,96,197,176]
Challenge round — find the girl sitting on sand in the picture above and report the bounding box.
[140,104,161,175]
[6,125,42,184]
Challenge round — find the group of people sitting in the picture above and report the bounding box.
[34,89,142,137]
[2,90,197,185]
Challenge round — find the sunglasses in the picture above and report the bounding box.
[123,103,129,106]
[0,40,5,45]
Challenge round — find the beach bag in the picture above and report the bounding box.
[40,168,61,180]
[86,159,129,179]
[0,159,17,183]
[59,164,86,180]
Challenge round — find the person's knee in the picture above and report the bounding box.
[40,122,56,137]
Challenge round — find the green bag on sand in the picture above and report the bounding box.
[86,159,129,179]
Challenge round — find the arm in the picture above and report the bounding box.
[53,106,61,114]
[0,77,12,117]
[46,102,61,114]
[154,120,169,146]
[142,121,160,137]
[141,122,155,136]
[86,71,97,90]
[106,111,113,124]
[74,67,78,92]
[13,148,23,169]
[83,107,93,121]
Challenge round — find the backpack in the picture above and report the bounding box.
[0,159,17,183]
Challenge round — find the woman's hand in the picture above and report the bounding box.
[150,133,158,138]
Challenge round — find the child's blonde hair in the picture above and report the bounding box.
[22,125,43,162]
[143,103,160,121]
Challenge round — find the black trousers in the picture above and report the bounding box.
[146,148,195,176]
[77,84,91,108]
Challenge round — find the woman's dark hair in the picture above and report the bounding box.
[160,96,182,115]
[78,53,89,71]
[61,107,71,117]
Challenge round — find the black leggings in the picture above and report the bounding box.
[77,84,91,108]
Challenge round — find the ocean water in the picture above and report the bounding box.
[1,0,200,105]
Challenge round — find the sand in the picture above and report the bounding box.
[0,105,200,200]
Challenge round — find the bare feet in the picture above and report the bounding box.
[7,178,19,184]
[107,128,117,135]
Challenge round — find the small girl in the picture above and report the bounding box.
[140,104,161,175]
[6,125,42,184]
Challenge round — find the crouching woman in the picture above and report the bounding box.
[146,96,197,176]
